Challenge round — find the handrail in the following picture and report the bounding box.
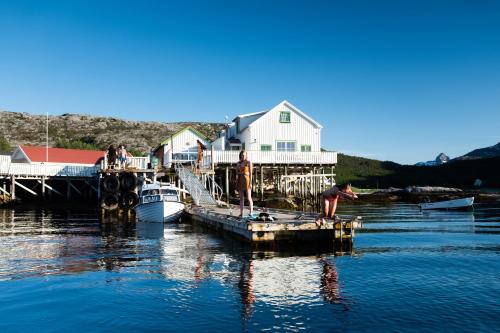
[201,150,338,166]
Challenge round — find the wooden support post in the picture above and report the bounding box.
[68,180,82,196]
[211,175,215,198]
[41,176,46,198]
[0,186,10,198]
[284,166,288,195]
[10,175,15,200]
[66,179,71,199]
[225,166,229,204]
[14,180,38,196]
[260,166,264,202]
[37,180,63,196]
[211,146,215,171]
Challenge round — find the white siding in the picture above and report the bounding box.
[212,137,225,150]
[247,103,321,152]
[161,129,210,154]
[237,113,265,132]
[161,128,211,164]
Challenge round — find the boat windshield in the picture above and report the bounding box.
[141,189,160,196]
[161,189,178,196]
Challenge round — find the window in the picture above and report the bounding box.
[277,141,296,152]
[279,111,291,123]
[261,145,272,151]
[301,145,311,152]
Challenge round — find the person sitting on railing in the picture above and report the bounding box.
[236,150,253,218]
[316,183,357,227]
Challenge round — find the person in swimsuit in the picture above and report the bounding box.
[316,183,357,226]
[236,150,253,218]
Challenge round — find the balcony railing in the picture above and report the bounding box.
[201,150,337,166]
[101,155,149,170]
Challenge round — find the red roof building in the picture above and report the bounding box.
[12,145,106,165]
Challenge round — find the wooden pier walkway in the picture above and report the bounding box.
[185,205,362,243]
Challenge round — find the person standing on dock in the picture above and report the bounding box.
[118,145,127,169]
[236,150,253,218]
[317,184,357,226]
[196,139,206,170]
[106,144,117,169]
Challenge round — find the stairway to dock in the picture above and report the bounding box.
[175,164,218,207]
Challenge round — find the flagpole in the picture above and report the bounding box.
[46,112,48,163]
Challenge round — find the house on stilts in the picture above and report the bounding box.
[205,100,337,202]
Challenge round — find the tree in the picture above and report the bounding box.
[0,136,10,151]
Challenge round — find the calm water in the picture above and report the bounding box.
[0,203,499,332]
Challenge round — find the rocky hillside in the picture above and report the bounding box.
[0,111,224,155]
[455,142,500,160]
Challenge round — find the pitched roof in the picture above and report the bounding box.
[231,110,267,122]
[19,145,105,165]
[159,126,211,146]
[231,100,322,130]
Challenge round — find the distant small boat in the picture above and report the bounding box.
[134,182,185,223]
[419,197,474,210]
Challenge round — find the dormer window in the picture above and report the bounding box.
[279,111,291,123]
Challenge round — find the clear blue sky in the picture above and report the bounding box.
[1,0,499,164]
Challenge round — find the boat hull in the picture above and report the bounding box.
[135,201,185,223]
[419,197,474,210]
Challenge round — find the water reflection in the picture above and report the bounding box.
[1,204,499,332]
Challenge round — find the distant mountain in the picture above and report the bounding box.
[0,111,224,155]
[454,142,500,161]
[415,152,450,166]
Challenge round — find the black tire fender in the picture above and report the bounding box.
[120,191,139,209]
[101,193,119,210]
[120,172,138,192]
[102,175,120,193]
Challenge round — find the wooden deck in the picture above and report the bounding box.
[184,205,362,243]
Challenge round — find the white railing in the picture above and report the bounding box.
[201,150,337,166]
[0,155,11,175]
[101,154,149,170]
[2,163,98,177]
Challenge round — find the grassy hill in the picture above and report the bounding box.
[336,153,500,188]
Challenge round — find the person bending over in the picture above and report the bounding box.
[317,183,357,226]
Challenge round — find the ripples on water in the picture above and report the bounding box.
[0,204,499,332]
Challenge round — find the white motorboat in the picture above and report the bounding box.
[134,183,185,223]
[419,197,474,210]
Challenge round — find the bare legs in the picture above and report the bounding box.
[239,188,254,216]
[317,196,339,226]
[328,198,338,218]
[247,188,253,215]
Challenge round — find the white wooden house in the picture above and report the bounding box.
[207,100,337,165]
[155,126,211,167]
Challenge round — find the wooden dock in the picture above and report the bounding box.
[184,205,362,243]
